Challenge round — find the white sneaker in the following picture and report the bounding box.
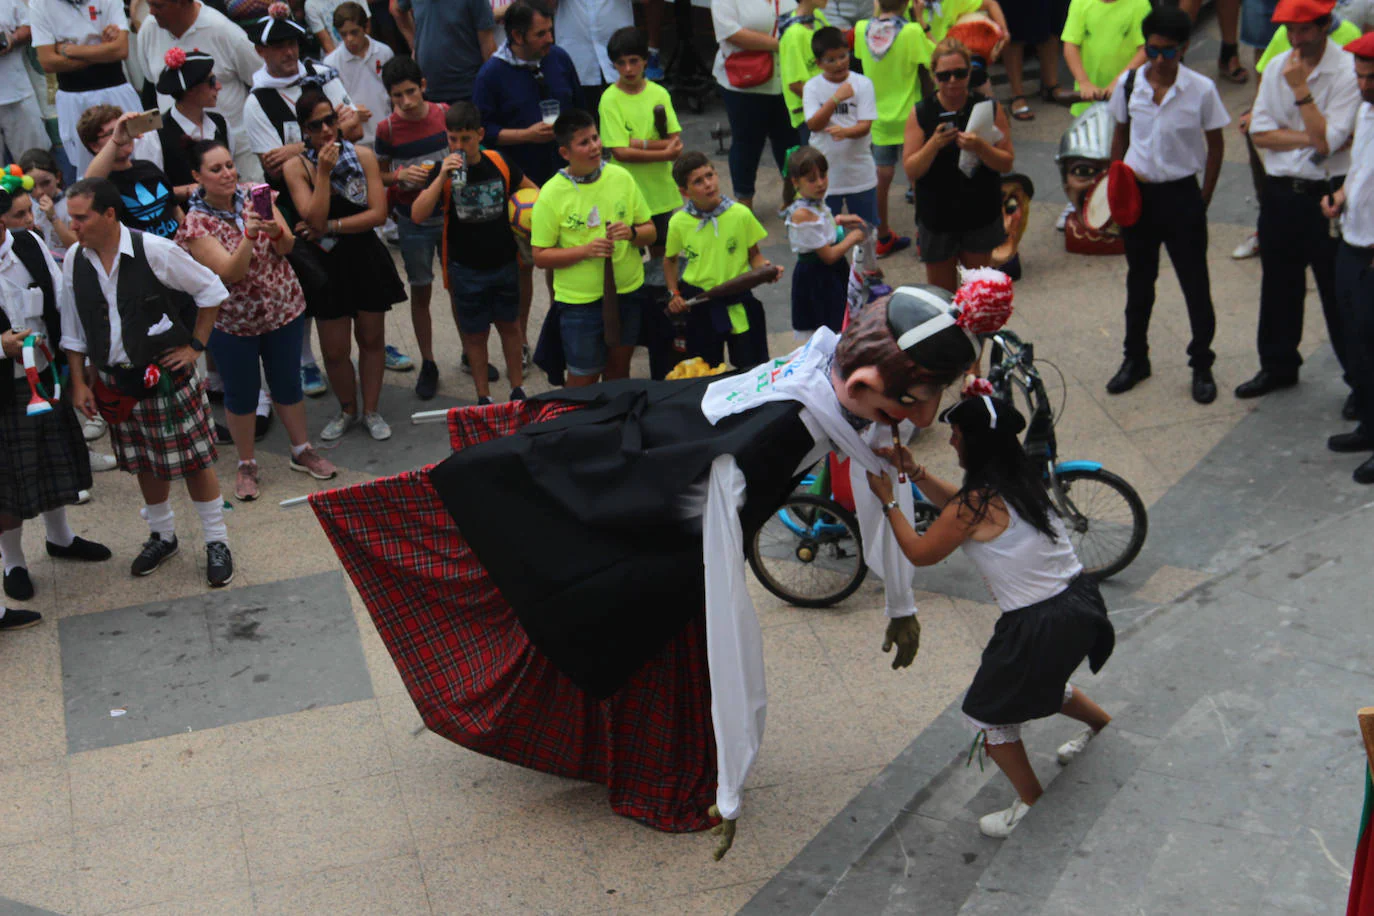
[363,411,392,441]
[82,414,107,441]
[1057,727,1097,765]
[979,799,1032,838]
[1055,202,1074,231]
[88,449,117,472]
[75,489,91,505]
[1231,232,1260,260]
[320,411,357,441]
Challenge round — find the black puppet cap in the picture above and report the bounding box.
[156,49,215,98]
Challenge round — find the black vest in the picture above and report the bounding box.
[430,377,817,699]
[0,230,61,400]
[157,110,230,188]
[70,231,196,374]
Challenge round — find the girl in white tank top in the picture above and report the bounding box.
[865,392,1116,840]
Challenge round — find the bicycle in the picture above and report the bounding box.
[746,329,1148,608]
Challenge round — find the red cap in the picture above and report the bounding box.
[1346,32,1374,59]
[1107,161,1141,228]
[1271,0,1335,25]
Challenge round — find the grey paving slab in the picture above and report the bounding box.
[0,899,65,916]
[59,571,372,752]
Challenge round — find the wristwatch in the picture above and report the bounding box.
[883,498,900,515]
[189,338,206,352]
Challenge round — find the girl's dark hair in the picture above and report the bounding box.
[17,148,59,178]
[786,145,827,181]
[295,89,332,125]
[189,138,232,172]
[953,419,1059,541]
[606,25,648,63]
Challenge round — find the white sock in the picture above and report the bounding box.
[256,389,271,417]
[141,501,175,538]
[206,370,223,392]
[42,508,74,547]
[193,498,228,545]
[291,442,310,457]
[237,459,257,468]
[0,527,26,573]
[301,318,317,367]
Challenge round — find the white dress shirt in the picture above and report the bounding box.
[0,229,62,375]
[1342,102,1374,248]
[59,225,227,365]
[711,0,799,96]
[1250,40,1362,179]
[29,0,127,50]
[554,0,632,87]
[168,105,220,145]
[0,0,36,105]
[323,36,395,146]
[1110,63,1230,183]
[242,66,352,153]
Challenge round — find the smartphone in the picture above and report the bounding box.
[938,111,960,126]
[249,184,273,221]
[126,109,164,138]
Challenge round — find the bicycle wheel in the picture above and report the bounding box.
[748,494,868,608]
[1054,468,1148,580]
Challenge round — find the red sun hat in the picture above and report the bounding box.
[1107,160,1141,228]
[1272,0,1335,25]
[1346,32,1374,58]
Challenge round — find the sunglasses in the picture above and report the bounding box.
[934,67,970,82]
[1144,45,1180,60]
[304,112,339,132]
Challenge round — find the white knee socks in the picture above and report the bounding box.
[193,499,227,545]
[301,318,317,367]
[42,508,74,548]
[141,501,175,538]
[0,527,25,573]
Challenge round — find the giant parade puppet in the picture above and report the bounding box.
[307,272,1014,859]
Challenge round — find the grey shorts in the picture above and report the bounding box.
[872,142,903,168]
[917,216,1007,263]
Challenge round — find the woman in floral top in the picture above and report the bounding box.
[175,138,338,501]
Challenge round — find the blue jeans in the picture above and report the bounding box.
[717,86,799,200]
[207,313,307,414]
[558,288,645,377]
[826,189,879,228]
[396,215,442,287]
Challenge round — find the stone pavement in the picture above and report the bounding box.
[2,13,1370,912]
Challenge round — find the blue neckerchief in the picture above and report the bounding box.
[684,197,734,236]
[559,165,604,185]
[776,12,815,37]
[303,140,368,207]
[187,185,247,231]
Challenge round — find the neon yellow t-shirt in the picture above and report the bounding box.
[912,0,981,43]
[665,205,768,334]
[1256,21,1362,74]
[855,17,935,147]
[531,164,652,304]
[778,9,829,129]
[1061,0,1150,116]
[598,80,684,216]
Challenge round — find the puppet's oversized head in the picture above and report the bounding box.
[991,173,1034,274]
[1056,104,1124,256]
[833,270,1014,427]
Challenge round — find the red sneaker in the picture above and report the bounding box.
[875,234,912,258]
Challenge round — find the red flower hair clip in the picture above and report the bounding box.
[267,1,290,19]
[163,47,187,69]
[962,377,995,399]
[953,267,1014,336]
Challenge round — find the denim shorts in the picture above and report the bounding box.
[872,142,902,168]
[1240,0,1280,48]
[558,288,645,377]
[448,261,520,334]
[396,214,443,287]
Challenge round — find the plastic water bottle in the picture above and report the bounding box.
[450,150,467,195]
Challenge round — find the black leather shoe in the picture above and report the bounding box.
[46,536,113,562]
[1344,392,1358,421]
[1192,368,1217,404]
[1234,369,1298,399]
[1328,429,1374,453]
[1106,358,1151,394]
[4,567,34,601]
[1356,454,1374,485]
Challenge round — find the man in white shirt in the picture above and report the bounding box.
[553,0,632,113]
[1105,6,1230,405]
[1239,0,1362,400]
[0,0,51,162]
[1323,32,1374,482]
[135,0,266,181]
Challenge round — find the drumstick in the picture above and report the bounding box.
[653,104,669,139]
[892,422,906,484]
[679,266,778,308]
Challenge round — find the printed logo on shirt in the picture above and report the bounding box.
[453,177,507,222]
[726,238,738,255]
[563,211,588,231]
[120,180,179,239]
[835,101,851,116]
[679,243,699,263]
[89,5,98,21]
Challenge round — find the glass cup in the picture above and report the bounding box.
[539,99,561,126]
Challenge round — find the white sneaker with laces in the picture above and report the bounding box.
[320,411,357,441]
[1057,727,1097,765]
[1055,202,1074,231]
[1231,232,1260,260]
[88,449,117,472]
[979,799,1031,838]
[363,412,392,441]
[82,415,107,441]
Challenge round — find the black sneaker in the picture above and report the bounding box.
[509,386,526,402]
[461,353,500,382]
[47,536,113,562]
[131,533,179,577]
[4,567,34,601]
[416,360,439,400]
[0,608,42,631]
[206,541,234,588]
[477,395,494,406]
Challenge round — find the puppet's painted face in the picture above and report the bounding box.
[835,368,951,429]
[1056,103,1123,256]
[991,176,1032,269]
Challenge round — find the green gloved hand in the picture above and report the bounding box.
[708,804,737,861]
[883,615,921,670]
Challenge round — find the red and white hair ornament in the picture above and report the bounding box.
[962,377,995,399]
[163,47,187,70]
[268,1,290,18]
[953,267,1014,336]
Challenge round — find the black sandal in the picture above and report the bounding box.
[1218,42,1249,84]
[1009,95,1034,120]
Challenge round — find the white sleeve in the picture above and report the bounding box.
[242,95,282,154]
[787,212,833,253]
[1323,65,1362,156]
[704,453,767,822]
[58,252,88,355]
[305,0,329,35]
[855,76,878,121]
[802,76,825,120]
[28,1,54,46]
[133,133,163,171]
[1200,80,1230,131]
[1249,55,1285,134]
[1109,77,1129,124]
[712,0,744,46]
[144,235,230,308]
[101,0,129,30]
[847,429,918,619]
[227,27,266,92]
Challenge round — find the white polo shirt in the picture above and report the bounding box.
[323,36,394,146]
[1250,39,1362,179]
[1110,63,1230,183]
[1341,102,1374,248]
[29,0,127,53]
[555,0,633,87]
[0,0,36,105]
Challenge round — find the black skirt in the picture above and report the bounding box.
[0,384,92,518]
[961,574,1115,726]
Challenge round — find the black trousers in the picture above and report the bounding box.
[1335,241,1374,433]
[1122,176,1216,369]
[1256,177,1346,378]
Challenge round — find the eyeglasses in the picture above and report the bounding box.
[304,112,338,132]
[934,67,970,82]
[1144,45,1180,60]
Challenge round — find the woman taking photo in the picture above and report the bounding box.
[902,38,1014,293]
[176,139,338,501]
[282,89,404,443]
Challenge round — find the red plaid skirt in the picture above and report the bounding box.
[311,400,716,832]
[103,369,216,480]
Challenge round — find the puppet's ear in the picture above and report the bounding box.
[842,365,885,402]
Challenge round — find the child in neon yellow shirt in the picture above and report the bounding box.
[1061,0,1151,116]
[779,0,829,138]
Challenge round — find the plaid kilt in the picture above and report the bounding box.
[313,400,717,833]
[0,385,93,518]
[104,369,217,480]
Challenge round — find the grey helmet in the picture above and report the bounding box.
[1056,102,1115,170]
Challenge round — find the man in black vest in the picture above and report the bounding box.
[0,192,112,631]
[59,178,236,588]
